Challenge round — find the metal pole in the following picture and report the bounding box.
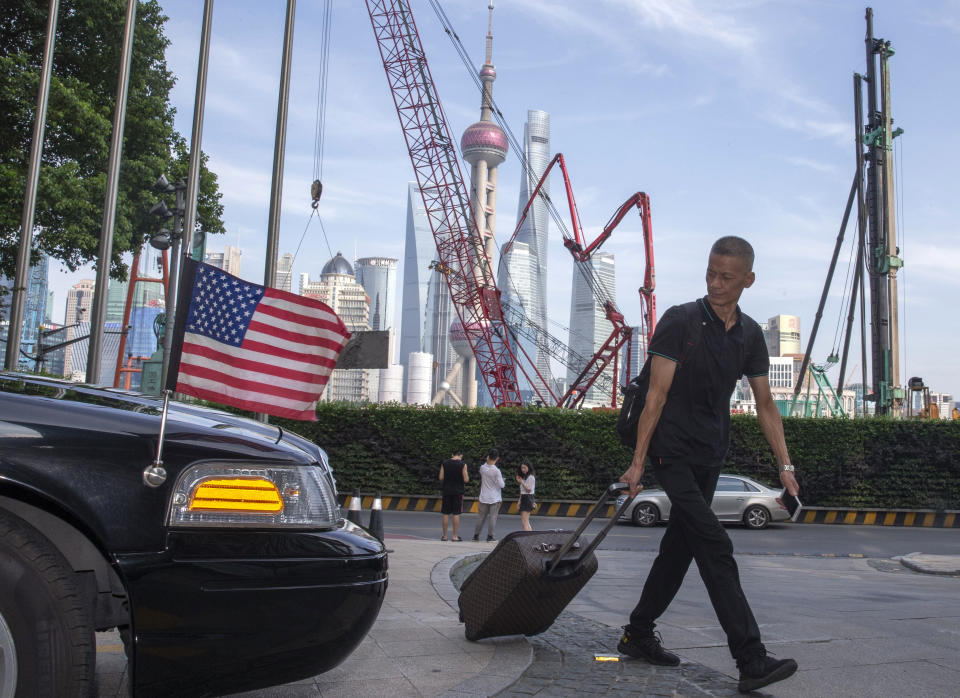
[87,0,137,384]
[792,173,858,398]
[265,0,297,289]
[162,0,214,388]
[4,0,60,371]
[879,42,901,414]
[864,7,890,414]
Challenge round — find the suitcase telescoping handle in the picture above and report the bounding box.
[545,482,633,576]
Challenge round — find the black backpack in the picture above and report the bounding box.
[616,301,703,449]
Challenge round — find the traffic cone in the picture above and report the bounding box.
[368,490,384,541]
[347,488,363,525]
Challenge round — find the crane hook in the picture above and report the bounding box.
[311,179,323,209]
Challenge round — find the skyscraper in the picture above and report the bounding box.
[354,257,398,334]
[64,279,95,378]
[499,108,553,399]
[204,245,242,275]
[301,253,370,403]
[276,253,294,293]
[399,182,437,399]
[458,2,509,407]
[423,268,460,406]
[0,254,49,369]
[621,325,649,387]
[566,252,616,407]
[765,314,802,357]
[355,256,399,401]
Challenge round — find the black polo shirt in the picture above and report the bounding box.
[648,297,768,465]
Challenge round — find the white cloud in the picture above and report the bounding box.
[611,0,759,53]
[786,157,837,174]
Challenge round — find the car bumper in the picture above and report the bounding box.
[117,520,388,697]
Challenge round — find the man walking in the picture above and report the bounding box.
[618,236,800,694]
[439,449,468,541]
[472,448,505,542]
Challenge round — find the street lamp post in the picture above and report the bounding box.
[147,175,186,390]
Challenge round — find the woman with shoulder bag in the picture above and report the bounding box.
[516,459,536,531]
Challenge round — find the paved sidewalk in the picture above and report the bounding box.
[94,538,960,697]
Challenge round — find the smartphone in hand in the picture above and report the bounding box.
[779,489,803,522]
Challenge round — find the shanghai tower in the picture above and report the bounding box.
[498,109,554,400]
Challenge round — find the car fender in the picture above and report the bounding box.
[0,495,129,631]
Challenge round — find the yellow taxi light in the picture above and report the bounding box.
[188,477,283,514]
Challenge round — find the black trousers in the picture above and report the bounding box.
[628,460,764,660]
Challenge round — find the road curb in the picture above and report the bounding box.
[337,494,960,528]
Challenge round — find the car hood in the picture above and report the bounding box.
[0,373,325,466]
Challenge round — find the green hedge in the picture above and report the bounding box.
[276,405,960,510]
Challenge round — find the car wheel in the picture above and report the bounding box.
[743,505,770,530]
[631,502,660,527]
[0,510,94,697]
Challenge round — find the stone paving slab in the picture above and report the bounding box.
[896,552,960,575]
[492,611,763,698]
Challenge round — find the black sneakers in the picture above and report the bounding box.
[736,650,798,693]
[617,626,680,666]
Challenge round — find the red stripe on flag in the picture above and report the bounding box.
[255,301,348,334]
[247,318,349,351]
[181,339,332,383]
[240,337,339,367]
[176,384,319,421]
[178,363,324,404]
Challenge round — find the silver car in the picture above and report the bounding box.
[616,474,790,530]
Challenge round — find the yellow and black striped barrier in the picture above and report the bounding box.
[336,494,960,528]
[797,507,959,527]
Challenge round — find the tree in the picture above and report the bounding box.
[0,0,224,284]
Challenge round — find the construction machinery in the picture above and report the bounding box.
[906,376,939,419]
[366,1,650,409]
[502,153,656,409]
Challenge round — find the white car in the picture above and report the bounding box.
[616,474,791,530]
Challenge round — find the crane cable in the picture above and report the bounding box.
[292,0,334,270]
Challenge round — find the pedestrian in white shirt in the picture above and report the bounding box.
[472,448,505,542]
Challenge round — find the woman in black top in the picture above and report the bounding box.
[515,459,536,531]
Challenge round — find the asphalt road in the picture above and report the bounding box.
[380,509,960,558]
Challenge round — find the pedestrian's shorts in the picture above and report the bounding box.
[441,494,463,515]
[518,493,535,512]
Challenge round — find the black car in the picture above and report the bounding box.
[0,373,387,697]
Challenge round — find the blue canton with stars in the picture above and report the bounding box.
[185,264,265,346]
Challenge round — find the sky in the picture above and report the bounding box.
[47,0,960,399]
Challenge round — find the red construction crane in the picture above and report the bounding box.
[504,153,657,409]
[365,0,522,407]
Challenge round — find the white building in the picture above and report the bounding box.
[301,253,370,403]
[276,252,293,293]
[566,252,616,407]
[765,314,801,357]
[63,279,95,378]
[204,245,242,276]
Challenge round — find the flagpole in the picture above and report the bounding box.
[265,0,296,291]
[4,0,59,371]
[163,0,214,389]
[87,0,137,384]
[143,389,171,487]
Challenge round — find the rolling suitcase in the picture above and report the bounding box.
[458,482,633,641]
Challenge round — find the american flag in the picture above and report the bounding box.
[166,258,351,420]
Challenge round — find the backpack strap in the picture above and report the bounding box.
[676,300,704,366]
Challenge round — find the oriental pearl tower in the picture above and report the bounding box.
[445,2,508,408]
